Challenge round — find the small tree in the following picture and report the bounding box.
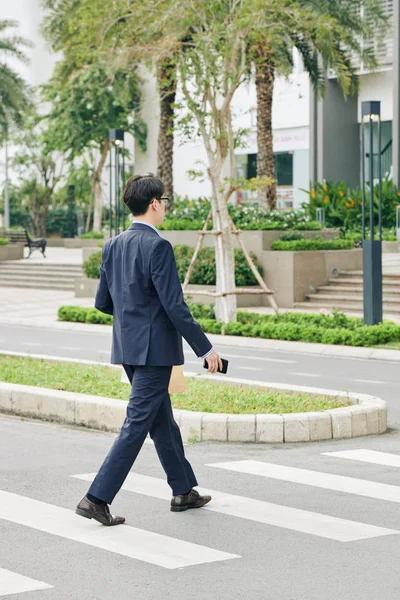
[42,60,146,232]
[12,116,65,236]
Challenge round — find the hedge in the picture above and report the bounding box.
[0,238,9,246]
[80,232,104,239]
[271,238,353,251]
[57,304,400,347]
[58,306,112,325]
[174,245,262,286]
[83,252,102,279]
[57,300,210,326]
[83,246,263,286]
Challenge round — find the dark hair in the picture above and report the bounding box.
[123,173,165,216]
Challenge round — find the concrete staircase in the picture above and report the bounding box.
[296,270,400,314]
[0,261,83,291]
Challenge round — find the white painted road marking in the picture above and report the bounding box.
[291,372,320,378]
[322,449,400,468]
[184,351,296,364]
[72,473,399,542]
[0,568,53,597]
[352,379,385,385]
[21,343,41,347]
[207,460,400,504]
[238,366,262,371]
[0,491,238,569]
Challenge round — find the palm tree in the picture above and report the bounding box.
[254,0,388,209]
[157,58,176,203]
[0,20,32,135]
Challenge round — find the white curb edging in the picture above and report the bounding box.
[0,380,387,444]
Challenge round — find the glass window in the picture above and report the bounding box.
[275,152,293,186]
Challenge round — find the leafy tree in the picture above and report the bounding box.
[0,19,32,136]
[252,0,388,208]
[41,60,146,232]
[11,116,65,236]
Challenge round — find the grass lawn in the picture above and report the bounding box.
[0,356,350,414]
[375,342,400,350]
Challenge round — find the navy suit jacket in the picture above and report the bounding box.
[94,222,213,366]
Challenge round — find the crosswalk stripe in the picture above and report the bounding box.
[0,491,238,570]
[0,568,53,597]
[322,449,400,468]
[72,473,399,542]
[207,460,400,504]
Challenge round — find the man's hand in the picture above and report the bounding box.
[205,350,223,374]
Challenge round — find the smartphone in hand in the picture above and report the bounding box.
[203,358,229,374]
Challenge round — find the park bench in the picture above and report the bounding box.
[5,229,47,258]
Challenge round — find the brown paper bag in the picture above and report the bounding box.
[120,365,186,393]
[168,366,187,393]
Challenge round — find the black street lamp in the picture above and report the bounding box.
[361,101,383,325]
[109,129,125,237]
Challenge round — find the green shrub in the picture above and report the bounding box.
[80,232,104,239]
[271,238,353,251]
[303,178,400,232]
[186,300,215,320]
[159,219,209,231]
[57,302,400,348]
[83,251,102,279]
[0,238,9,246]
[57,306,112,325]
[58,306,90,323]
[174,245,262,286]
[161,198,321,231]
[279,231,304,242]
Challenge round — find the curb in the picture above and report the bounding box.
[0,378,388,444]
[1,318,400,363]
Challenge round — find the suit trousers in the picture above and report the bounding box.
[88,365,198,504]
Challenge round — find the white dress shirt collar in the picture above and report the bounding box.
[131,220,161,237]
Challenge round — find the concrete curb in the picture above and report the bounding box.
[1,318,400,362]
[0,378,387,444]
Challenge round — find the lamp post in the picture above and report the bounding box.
[361,101,383,325]
[108,129,125,237]
[4,136,9,229]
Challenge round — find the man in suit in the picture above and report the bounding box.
[76,173,222,526]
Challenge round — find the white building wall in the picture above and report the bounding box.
[358,71,393,122]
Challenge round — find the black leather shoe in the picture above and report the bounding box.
[171,488,211,512]
[75,496,125,526]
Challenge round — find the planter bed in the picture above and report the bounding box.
[0,355,387,442]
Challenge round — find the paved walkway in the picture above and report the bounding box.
[22,247,83,264]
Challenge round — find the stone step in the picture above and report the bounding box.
[295,301,400,314]
[0,274,77,285]
[0,263,82,273]
[328,277,400,287]
[0,268,82,277]
[342,270,400,280]
[0,281,74,291]
[318,286,400,295]
[305,293,400,304]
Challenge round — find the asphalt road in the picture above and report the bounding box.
[2,415,400,600]
[0,323,399,426]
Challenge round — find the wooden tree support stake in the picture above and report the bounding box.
[181,208,278,313]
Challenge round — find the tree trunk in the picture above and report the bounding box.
[157,59,176,206]
[255,46,276,209]
[92,140,109,233]
[208,163,237,323]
